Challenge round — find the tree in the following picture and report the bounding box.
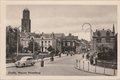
[6,26,19,58]
[47,45,55,52]
[28,40,40,53]
[97,46,114,61]
[47,45,55,56]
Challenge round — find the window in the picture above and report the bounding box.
[97,31,101,36]
[57,41,60,46]
[106,38,111,43]
[67,42,70,46]
[42,37,43,39]
[97,38,101,43]
[73,42,75,46]
[48,41,50,43]
[63,42,66,46]
[106,31,110,36]
[45,47,47,49]
[41,41,43,45]
[65,42,67,46]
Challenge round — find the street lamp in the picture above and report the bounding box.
[16,26,21,56]
[31,37,35,54]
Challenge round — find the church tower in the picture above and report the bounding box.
[21,9,31,33]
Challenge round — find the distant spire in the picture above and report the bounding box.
[113,24,115,34]
[42,32,44,35]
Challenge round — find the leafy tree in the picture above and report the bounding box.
[97,46,114,60]
[6,26,16,58]
[6,26,22,58]
[47,45,55,56]
[28,40,40,53]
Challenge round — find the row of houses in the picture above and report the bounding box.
[20,32,81,53]
[16,9,88,54]
[19,9,117,54]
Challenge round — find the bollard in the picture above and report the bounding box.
[50,56,54,61]
[83,60,84,70]
[103,61,105,74]
[79,60,81,70]
[59,54,61,58]
[76,59,78,68]
[88,61,89,71]
[41,59,44,67]
[95,64,96,73]
[67,53,68,56]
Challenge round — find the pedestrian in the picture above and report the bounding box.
[58,52,61,57]
[86,53,90,60]
[41,57,44,67]
[82,54,84,58]
[90,56,93,65]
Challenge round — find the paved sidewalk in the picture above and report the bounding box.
[75,54,117,76]
[6,54,66,68]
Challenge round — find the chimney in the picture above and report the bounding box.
[52,32,55,39]
[113,24,115,34]
[69,33,72,36]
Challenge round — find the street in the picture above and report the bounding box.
[7,54,102,76]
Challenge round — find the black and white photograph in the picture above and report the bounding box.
[0,1,120,79]
[5,5,118,76]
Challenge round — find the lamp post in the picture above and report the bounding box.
[16,26,21,56]
[31,38,35,54]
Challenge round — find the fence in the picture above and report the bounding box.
[75,59,117,76]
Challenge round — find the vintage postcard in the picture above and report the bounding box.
[0,0,120,80]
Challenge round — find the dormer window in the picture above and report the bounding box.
[106,38,111,43]
[97,31,101,36]
[41,36,44,39]
[97,38,101,43]
[30,36,34,40]
[106,31,110,36]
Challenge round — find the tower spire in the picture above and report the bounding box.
[113,24,115,34]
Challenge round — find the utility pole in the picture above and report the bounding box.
[16,26,21,56]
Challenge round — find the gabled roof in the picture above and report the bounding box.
[29,33,40,38]
[20,32,29,38]
[61,34,78,40]
[93,29,115,37]
[54,33,65,39]
[40,33,53,39]
[39,33,65,39]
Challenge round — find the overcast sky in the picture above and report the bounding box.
[7,5,117,41]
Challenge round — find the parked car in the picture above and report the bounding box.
[15,56,35,67]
